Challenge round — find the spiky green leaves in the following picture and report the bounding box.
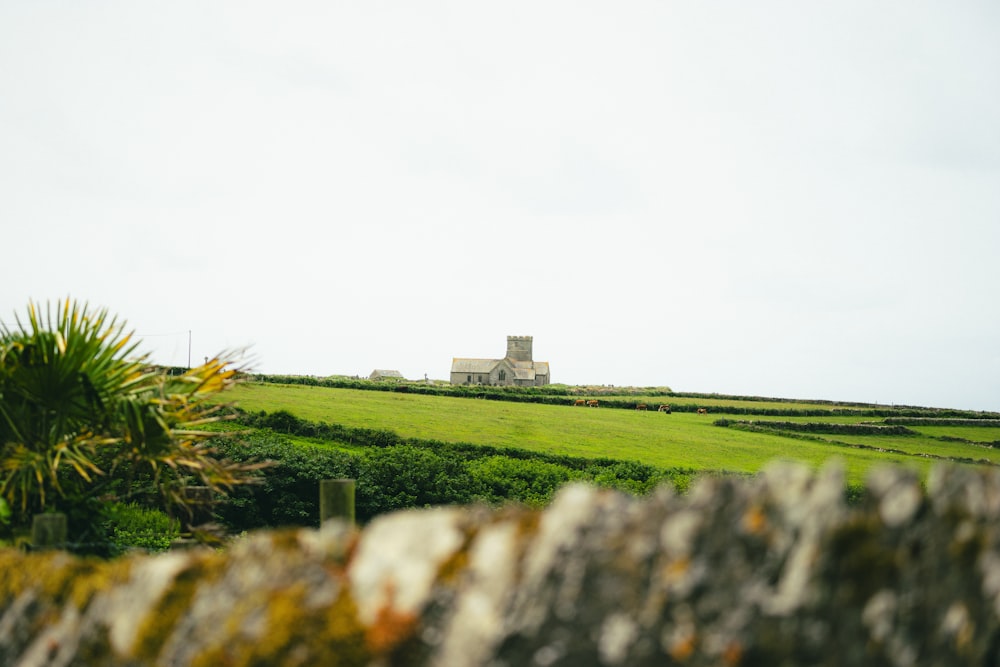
[0,299,258,526]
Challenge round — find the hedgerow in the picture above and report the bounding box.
[214,436,359,530]
[466,456,584,508]
[716,421,918,436]
[246,375,997,419]
[883,418,1000,426]
[211,414,701,531]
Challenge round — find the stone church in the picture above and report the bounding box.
[450,336,551,387]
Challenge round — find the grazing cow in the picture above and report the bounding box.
[658,404,671,413]
[636,404,648,411]
[587,400,599,408]
[697,408,708,414]
[573,399,587,406]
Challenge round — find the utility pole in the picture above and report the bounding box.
[188,330,192,369]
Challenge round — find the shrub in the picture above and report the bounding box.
[214,434,359,532]
[466,456,584,508]
[356,445,475,519]
[588,460,672,495]
[101,502,180,556]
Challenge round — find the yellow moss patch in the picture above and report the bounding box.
[512,506,542,540]
[506,507,543,587]
[0,551,131,610]
[663,556,690,583]
[0,550,34,599]
[320,585,370,666]
[267,527,308,553]
[741,505,767,535]
[434,523,478,585]
[190,580,369,667]
[132,551,227,662]
[66,557,133,610]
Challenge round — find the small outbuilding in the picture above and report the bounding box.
[369,369,404,382]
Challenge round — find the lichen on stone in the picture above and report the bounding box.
[6,463,1000,665]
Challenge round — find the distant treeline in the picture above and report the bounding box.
[243,374,997,419]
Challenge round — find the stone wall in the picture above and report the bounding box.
[3,462,1000,666]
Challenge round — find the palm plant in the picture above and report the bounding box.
[0,299,258,533]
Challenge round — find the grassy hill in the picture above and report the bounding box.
[219,381,1000,485]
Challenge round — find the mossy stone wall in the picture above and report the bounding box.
[3,463,1000,665]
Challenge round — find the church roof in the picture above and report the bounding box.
[451,356,549,378]
[513,367,536,380]
[451,358,499,373]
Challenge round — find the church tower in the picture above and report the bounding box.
[506,335,533,362]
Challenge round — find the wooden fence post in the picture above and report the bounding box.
[320,479,356,525]
[32,513,67,550]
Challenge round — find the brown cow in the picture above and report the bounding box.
[573,399,587,406]
[658,404,671,413]
[587,400,599,408]
[636,404,648,411]
[697,408,708,414]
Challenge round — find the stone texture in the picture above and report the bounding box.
[4,462,1000,665]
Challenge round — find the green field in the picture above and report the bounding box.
[220,382,1000,485]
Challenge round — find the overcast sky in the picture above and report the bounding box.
[2,2,998,411]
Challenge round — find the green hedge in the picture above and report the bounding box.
[211,414,701,532]
[215,437,359,529]
[716,420,918,436]
[246,376,998,419]
[883,418,1000,427]
[209,410,890,534]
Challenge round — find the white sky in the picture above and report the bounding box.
[2,2,998,411]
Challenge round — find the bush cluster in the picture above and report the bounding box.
[100,502,181,556]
